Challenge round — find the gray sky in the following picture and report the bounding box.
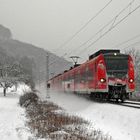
[0,0,140,62]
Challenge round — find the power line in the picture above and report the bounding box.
[49,0,113,66]
[70,0,139,56]
[113,33,140,48]
[67,0,136,56]
[53,0,113,53]
[122,40,140,50]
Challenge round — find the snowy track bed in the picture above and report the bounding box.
[0,93,32,140]
[44,91,140,140]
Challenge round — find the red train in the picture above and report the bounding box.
[48,50,135,102]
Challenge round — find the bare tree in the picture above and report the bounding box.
[0,62,23,96]
[0,47,25,96]
[0,47,36,96]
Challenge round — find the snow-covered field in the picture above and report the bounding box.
[1,84,140,140]
[0,85,33,140]
[44,91,140,140]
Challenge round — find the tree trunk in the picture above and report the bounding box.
[3,88,6,96]
[15,83,18,92]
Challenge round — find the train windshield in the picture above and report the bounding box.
[104,54,128,76]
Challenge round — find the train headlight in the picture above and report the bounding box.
[129,78,134,83]
[100,78,106,83]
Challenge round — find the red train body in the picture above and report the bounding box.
[48,50,135,101]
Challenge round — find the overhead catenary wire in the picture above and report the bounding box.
[86,3,140,54]
[66,0,136,56]
[122,41,140,50]
[49,0,113,66]
[53,0,113,53]
[108,33,140,51]
[51,0,135,65]
[113,34,140,49]
[68,0,139,56]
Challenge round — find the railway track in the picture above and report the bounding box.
[124,100,140,105]
[87,96,140,109]
[120,101,140,109]
[108,100,140,109]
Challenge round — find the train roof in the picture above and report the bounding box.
[89,49,120,60]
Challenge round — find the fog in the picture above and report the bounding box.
[0,0,140,62]
[48,91,93,112]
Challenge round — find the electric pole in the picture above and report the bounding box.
[46,52,50,98]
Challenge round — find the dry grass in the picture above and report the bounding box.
[20,93,112,140]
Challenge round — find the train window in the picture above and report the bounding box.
[81,69,86,82]
[81,72,85,81]
[67,75,69,80]
[75,72,78,82]
[104,55,128,78]
[75,70,81,83]
[67,83,70,88]
[81,66,93,81]
[47,83,50,88]
[104,55,128,71]
[70,73,73,80]
[64,75,68,81]
[78,71,81,82]
[87,69,93,81]
[69,73,73,81]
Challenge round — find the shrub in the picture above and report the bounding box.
[19,91,39,107]
[25,100,112,140]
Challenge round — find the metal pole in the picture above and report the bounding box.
[46,54,49,82]
[46,53,50,98]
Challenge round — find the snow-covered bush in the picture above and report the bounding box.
[25,100,112,140]
[19,91,39,107]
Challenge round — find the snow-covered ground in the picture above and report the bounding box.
[0,84,33,140]
[45,91,140,140]
[1,83,139,140]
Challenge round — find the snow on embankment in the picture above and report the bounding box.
[16,83,32,95]
[21,91,112,140]
[0,84,33,140]
[47,91,140,140]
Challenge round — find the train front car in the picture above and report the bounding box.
[103,51,135,102]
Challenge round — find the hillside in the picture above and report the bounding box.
[0,24,72,87]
